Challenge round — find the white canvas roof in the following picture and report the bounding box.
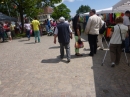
[113,0,130,12]
[83,7,113,16]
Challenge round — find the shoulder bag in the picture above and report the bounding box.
[118,25,125,49]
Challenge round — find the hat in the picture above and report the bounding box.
[59,17,65,22]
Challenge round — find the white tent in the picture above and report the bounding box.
[101,7,113,13]
[113,0,130,12]
[83,7,113,16]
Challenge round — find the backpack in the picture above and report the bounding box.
[99,23,106,34]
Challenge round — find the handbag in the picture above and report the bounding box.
[118,25,125,49]
[75,39,84,48]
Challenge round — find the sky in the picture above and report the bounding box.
[55,0,120,16]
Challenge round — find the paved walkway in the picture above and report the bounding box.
[0,34,130,97]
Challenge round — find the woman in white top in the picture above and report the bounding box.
[97,15,107,50]
[110,17,128,67]
[24,20,31,40]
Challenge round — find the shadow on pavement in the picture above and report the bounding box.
[92,47,130,97]
[41,56,68,64]
[49,46,60,49]
[25,42,35,44]
[83,48,90,51]
[0,41,8,43]
[18,40,28,42]
[71,54,89,59]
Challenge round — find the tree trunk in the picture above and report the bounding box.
[19,10,24,33]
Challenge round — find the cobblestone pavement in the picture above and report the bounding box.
[0,34,130,97]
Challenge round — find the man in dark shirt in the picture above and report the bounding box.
[54,17,72,62]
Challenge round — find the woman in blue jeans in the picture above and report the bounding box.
[24,20,31,40]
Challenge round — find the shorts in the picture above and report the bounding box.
[7,31,11,37]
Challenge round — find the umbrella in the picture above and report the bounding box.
[0,12,17,22]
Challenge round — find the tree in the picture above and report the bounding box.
[0,0,62,33]
[51,3,71,20]
[76,5,91,14]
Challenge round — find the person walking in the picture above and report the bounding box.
[10,23,15,39]
[0,22,5,42]
[97,15,107,50]
[31,17,41,43]
[47,19,51,31]
[123,10,130,53]
[24,19,31,40]
[109,17,128,67]
[44,20,49,33]
[73,14,82,56]
[54,17,72,62]
[4,22,12,42]
[85,9,102,56]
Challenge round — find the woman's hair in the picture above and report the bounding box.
[72,14,79,31]
[115,17,123,24]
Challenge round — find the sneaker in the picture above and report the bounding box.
[35,40,37,43]
[88,53,93,57]
[111,63,115,67]
[67,59,70,63]
[99,48,104,50]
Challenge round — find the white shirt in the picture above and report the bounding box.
[123,15,130,26]
[85,14,102,35]
[24,23,31,30]
[110,24,128,44]
[65,21,69,24]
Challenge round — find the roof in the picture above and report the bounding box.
[43,7,53,14]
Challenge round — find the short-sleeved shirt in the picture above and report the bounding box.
[110,24,128,44]
[24,23,31,30]
[123,15,130,26]
[74,24,81,36]
[31,20,40,31]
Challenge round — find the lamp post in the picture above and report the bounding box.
[1,1,11,16]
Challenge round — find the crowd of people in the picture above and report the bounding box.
[53,9,130,67]
[0,9,130,67]
[0,21,23,42]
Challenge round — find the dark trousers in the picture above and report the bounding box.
[110,44,122,65]
[88,34,98,55]
[0,32,5,42]
[26,30,30,39]
[60,43,71,60]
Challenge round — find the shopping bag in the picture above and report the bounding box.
[75,39,84,48]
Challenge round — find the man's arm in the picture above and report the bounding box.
[69,26,73,39]
[84,17,91,34]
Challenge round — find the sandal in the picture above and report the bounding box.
[75,53,83,56]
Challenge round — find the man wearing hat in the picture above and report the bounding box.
[54,17,72,62]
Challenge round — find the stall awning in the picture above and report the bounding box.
[113,0,130,12]
[0,13,17,22]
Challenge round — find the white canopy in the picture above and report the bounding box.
[113,0,130,12]
[82,7,113,16]
[96,7,113,14]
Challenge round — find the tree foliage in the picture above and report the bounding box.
[51,3,71,20]
[76,5,91,14]
[0,0,62,32]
